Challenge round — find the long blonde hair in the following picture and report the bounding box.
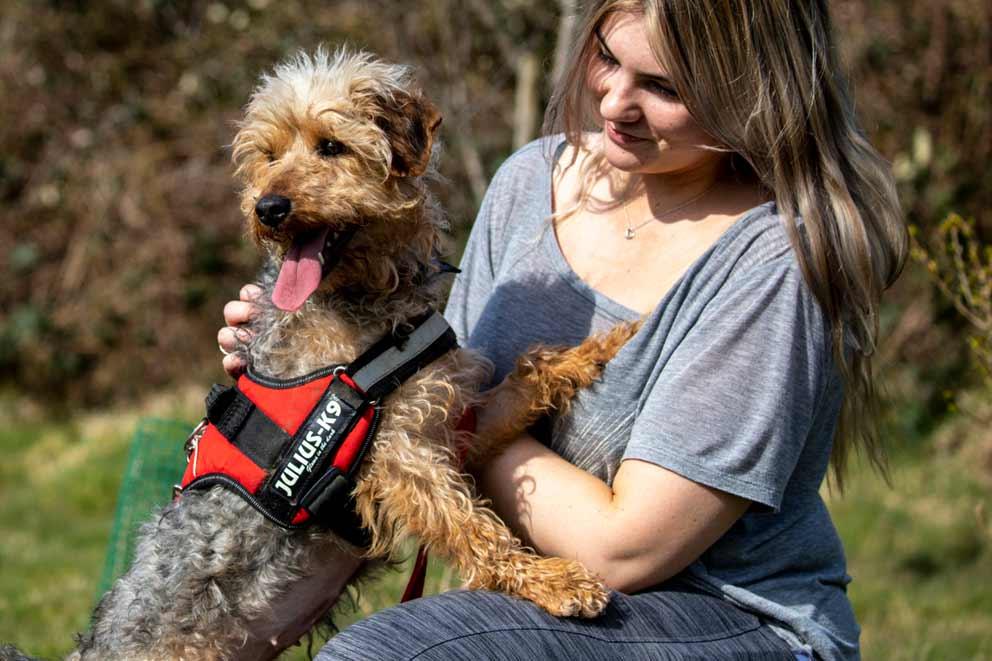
[544,0,908,487]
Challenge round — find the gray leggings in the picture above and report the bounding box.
[316,584,807,660]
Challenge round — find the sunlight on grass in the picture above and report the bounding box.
[828,445,992,660]
[1,390,989,659]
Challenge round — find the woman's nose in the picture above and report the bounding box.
[599,73,640,123]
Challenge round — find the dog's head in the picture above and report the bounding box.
[232,48,443,312]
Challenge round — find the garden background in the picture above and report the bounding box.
[1,0,990,658]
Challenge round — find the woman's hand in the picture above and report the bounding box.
[217,284,262,377]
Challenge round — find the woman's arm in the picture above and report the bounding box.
[476,433,749,593]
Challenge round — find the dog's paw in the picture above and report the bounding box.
[517,557,610,618]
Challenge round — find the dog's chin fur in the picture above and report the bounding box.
[246,190,453,381]
[49,47,623,661]
[246,251,449,381]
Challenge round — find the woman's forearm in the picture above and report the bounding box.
[477,434,615,553]
[474,434,749,593]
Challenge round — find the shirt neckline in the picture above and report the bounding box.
[540,135,776,322]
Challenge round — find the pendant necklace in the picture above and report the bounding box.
[622,182,716,240]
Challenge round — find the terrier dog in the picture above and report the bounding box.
[28,49,639,660]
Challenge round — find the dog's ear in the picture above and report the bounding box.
[375,91,442,178]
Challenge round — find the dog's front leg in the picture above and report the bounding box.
[467,320,642,467]
[354,442,610,618]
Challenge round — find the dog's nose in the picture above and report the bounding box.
[255,195,292,227]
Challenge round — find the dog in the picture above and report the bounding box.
[16,48,640,660]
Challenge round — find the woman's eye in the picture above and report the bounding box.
[645,80,679,99]
[317,138,346,158]
[597,49,618,66]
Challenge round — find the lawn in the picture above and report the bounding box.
[1,392,989,659]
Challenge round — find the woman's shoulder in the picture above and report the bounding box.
[680,202,834,335]
[489,133,601,186]
[716,201,811,279]
[475,136,566,243]
[488,135,563,188]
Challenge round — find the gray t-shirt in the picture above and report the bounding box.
[445,137,860,661]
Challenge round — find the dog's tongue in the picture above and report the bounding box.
[272,227,330,312]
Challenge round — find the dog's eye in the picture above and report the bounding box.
[263,149,277,163]
[317,138,346,158]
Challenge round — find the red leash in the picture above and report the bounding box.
[399,407,477,602]
[401,545,431,602]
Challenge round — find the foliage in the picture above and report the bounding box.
[911,214,992,382]
[0,0,989,406]
[834,0,991,231]
[907,212,992,487]
[0,0,560,405]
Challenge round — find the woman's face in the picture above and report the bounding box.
[588,12,723,177]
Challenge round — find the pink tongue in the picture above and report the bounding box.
[272,227,331,312]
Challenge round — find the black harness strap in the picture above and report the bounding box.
[205,384,289,468]
[348,311,457,400]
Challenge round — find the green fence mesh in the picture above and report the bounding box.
[95,417,192,600]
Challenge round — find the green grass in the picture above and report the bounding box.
[0,398,460,659]
[828,443,992,660]
[0,412,130,657]
[1,397,990,659]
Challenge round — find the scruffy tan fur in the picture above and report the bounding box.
[234,46,636,618]
[42,48,640,661]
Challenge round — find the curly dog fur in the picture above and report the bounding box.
[21,48,640,660]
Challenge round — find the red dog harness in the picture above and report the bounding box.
[178,311,458,547]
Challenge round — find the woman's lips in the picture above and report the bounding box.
[606,122,648,145]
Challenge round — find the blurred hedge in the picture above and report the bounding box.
[0,0,989,406]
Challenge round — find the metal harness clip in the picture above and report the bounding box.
[184,417,208,460]
[174,417,209,498]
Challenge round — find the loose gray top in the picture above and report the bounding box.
[445,137,860,660]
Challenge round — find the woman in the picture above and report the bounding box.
[221,1,906,659]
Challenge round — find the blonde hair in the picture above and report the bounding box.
[544,0,909,487]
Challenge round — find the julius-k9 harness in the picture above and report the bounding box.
[177,311,458,548]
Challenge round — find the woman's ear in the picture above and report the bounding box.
[374,90,443,178]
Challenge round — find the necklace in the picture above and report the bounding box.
[622,182,716,240]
